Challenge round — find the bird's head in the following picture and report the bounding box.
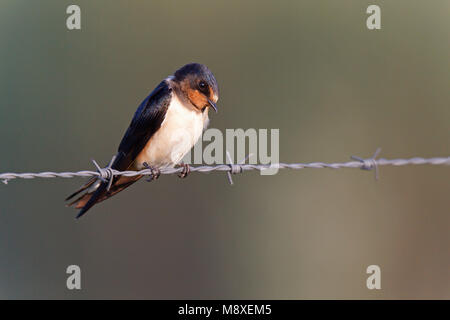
[174,63,219,113]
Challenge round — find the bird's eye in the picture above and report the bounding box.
[199,81,207,90]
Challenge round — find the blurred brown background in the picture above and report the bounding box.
[0,0,449,299]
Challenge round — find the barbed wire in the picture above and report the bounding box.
[0,148,449,185]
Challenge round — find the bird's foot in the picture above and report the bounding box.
[143,162,161,182]
[177,162,191,179]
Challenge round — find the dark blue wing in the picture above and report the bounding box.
[74,80,172,218]
[113,80,172,171]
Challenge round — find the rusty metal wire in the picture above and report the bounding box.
[1,149,449,185]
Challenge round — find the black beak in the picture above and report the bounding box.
[207,99,218,113]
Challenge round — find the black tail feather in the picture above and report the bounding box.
[65,178,96,201]
[75,182,108,219]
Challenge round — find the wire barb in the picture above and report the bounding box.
[225,151,253,185]
[91,155,116,191]
[351,148,381,180]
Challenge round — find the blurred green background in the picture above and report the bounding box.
[0,0,449,299]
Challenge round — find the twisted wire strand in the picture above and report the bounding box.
[1,153,449,184]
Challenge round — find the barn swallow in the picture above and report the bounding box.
[66,63,219,218]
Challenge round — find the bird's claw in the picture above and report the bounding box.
[178,163,190,179]
[143,162,160,182]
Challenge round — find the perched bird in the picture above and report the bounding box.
[66,63,219,218]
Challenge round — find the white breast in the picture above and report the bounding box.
[135,94,208,169]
